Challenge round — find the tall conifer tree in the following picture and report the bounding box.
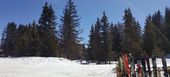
[39,2,58,57]
[59,0,82,59]
[100,12,112,63]
[122,8,143,58]
[143,15,156,56]
[1,22,17,57]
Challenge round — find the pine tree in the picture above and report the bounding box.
[87,18,103,63]
[110,23,122,58]
[15,24,30,56]
[100,12,112,63]
[164,7,170,40]
[1,22,17,57]
[163,7,170,54]
[144,15,169,57]
[38,2,58,57]
[93,18,102,63]
[122,8,143,58]
[0,28,6,56]
[152,10,164,31]
[28,21,41,56]
[59,0,82,59]
[143,15,156,56]
[151,10,170,55]
[87,25,95,62]
[87,12,114,63]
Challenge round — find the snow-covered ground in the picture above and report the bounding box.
[0,57,170,77]
[0,57,116,77]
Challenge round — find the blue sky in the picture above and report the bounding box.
[0,0,170,44]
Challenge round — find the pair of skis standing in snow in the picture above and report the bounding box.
[116,53,131,77]
[116,53,169,77]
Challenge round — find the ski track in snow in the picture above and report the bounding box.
[0,57,116,77]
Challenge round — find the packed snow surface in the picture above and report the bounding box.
[0,57,170,77]
[0,57,116,77]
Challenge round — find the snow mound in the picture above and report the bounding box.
[0,57,78,65]
[0,57,115,77]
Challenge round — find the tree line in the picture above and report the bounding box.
[1,0,170,63]
[86,8,170,63]
[0,0,83,60]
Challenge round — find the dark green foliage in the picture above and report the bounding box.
[86,25,96,62]
[1,22,17,57]
[152,10,170,56]
[143,15,155,56]
[39,2,56,31]
[27,22,41,56]
[122,8,143,58]
[110,23,123,56]
[38,2,58,57]
[164,8,170,40]
[152,10,164,31]
[59,0,82,60]
[87,18,102,63]
[163,7,170,54]
[87,13,113,64]
[1,2,58,57]
[5,22,41,57]
[92,18,103,63]
[143,13,170,57]
[152,46,164,58]
[15,24,29,56]
[100,12,112,63]
[1,1,170,61]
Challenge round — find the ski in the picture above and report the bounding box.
[162,57,168,77]
[129,53,135,77]
[141,57,147,77]
[146,57,151,77]
[152,57,157,77]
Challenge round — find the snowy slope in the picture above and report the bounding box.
[0,57,169,77]
[0,57,116,77]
